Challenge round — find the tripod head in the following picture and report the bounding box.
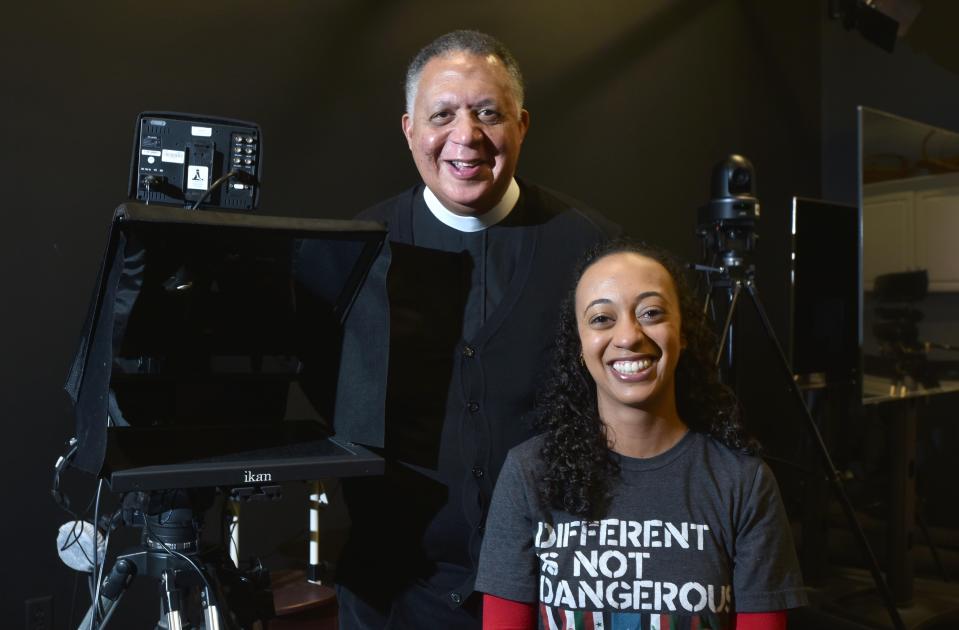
[120,489,213,553]
[79,488,274,630]
[697,155,760,274]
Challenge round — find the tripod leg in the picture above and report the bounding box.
[741,282,906,630]
[308,481,328,584]
[160,570,185,630]
[228,499,240,569]
[799,388,830,585]
[201,585,222,630]
[715,282,742,369]
[916,501,949,582]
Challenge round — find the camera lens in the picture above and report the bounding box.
[729,167,751,194]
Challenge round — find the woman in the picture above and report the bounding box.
[476,240,807,629]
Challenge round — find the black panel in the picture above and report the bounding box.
[789,197,860,381]
[67,203,388,487]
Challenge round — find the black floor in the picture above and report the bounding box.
[791,568,959,630]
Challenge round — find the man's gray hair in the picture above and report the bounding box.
[405,30,525,115]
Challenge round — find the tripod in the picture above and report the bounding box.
[699,260,906,630]
[79,490,273,630]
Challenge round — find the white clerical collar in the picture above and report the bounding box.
[422,179,519,232]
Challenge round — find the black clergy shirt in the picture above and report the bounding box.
[336,179,619,614]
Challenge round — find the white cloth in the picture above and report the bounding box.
[423,178,519,232]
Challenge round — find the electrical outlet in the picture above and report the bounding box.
[25,595,53,630]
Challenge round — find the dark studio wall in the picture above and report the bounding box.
[820,1,959,532]
[822,0,959,203]
[1,1,825,626]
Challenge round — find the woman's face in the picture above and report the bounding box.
[575,252,685,420]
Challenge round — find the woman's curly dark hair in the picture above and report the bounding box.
[536,238,758,519]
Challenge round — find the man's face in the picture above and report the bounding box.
[402,52,529,216]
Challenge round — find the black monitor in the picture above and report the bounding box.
[128,112,262,211]
[65,203,388,492]
[788,197,860,383]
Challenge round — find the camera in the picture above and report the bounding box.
[728,164,752,194]
[697,154,760,269]
[698,154,760,227]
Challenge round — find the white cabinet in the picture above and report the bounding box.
[863,172,959,292]
[914,186,959,291]
[862,191,914,291]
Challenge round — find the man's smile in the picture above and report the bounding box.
[444,159,488,178]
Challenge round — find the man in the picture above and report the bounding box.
[336,30,619,629]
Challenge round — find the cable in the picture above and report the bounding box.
[69,487,105,573]
[229,517,239,560]
[191,170,240,210]
[90,480,105,628]
[51,437,79,517]
[100,524,113,579]
[94,590,123,630]
[91,522,116,630]
[73,507,123,630]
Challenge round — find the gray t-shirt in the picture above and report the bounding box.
[476,431,807,628]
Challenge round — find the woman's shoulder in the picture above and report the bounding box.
[506,433,547,463]
[686,434,782,512]
[491,434,549,509]
[694,432,766,479]
[500,433,549,479]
